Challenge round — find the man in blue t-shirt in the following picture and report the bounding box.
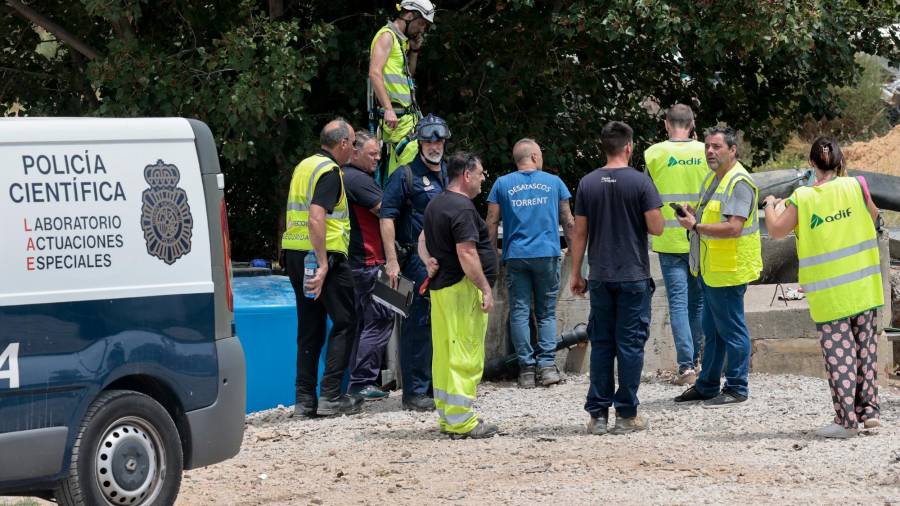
[486,138,575,388]
[569,121,664,435]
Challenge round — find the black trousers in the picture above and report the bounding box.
[285,250,358,406]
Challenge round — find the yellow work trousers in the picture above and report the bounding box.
[381,114,418,176]
[430,277,489,434]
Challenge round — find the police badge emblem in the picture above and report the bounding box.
[140,160,193,265]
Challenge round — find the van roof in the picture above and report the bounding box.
[0,117,197,145]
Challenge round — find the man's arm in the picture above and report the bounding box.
[369,202,382,215]
[486,203,501,248]
[417,230,438,278]
[644,208,664,236]
[559,199,575,251]
[568,215,589,297]
[306,204,329,299]
[368,32,398,128]
[456,241,493,312]
[408,35,422,75]
[677,210,746,238]
[379,218,400,283]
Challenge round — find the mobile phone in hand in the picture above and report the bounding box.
[669,202,687,218]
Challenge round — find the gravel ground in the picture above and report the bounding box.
[173,373,899,505]
[5,373,898,505]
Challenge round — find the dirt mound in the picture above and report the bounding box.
[844,125,900,176]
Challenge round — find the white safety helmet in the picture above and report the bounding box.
[400,0,436,24]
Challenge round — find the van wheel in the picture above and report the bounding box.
[55,390,183,506]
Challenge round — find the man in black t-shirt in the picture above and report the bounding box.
[418,152,499,439]
[569,121,664,435]
[343,130,394,400]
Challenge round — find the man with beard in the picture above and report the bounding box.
[379,114,450,411]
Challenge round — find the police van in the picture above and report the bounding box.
[0,118,245,505]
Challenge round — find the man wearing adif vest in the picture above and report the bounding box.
[369,0,435,175]
[673,126,761,408]
[645,104,708,386]
[764,137,883,439]
[283,118,363,419]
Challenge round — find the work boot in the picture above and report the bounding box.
[674,385,713,403]
[612,414,649,434]
[402,394,435,412]
[586,416,609,435]
[538,364,561,386]
[448,420,499,440]
[518,365,536,389]
[291,405,318,420]
[317,394,364,416]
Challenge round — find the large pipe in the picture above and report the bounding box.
[751,168,900,211]
[483,325,587,381]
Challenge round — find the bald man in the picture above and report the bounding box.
[486,138,574,388]
[283,118,364,418]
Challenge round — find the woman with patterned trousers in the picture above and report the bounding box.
[764,137,883,438]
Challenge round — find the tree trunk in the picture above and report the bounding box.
[269,0,284,20]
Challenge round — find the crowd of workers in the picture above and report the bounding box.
[279,0,885,440]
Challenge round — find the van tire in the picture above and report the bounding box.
[55,390,183,506]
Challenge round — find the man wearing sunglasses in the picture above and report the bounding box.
[379,114,450,412]
[369,0,435,175]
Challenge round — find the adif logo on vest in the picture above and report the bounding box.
[810,208,851,229]
[667,156,703,167]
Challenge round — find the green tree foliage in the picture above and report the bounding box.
[2,0,899,259]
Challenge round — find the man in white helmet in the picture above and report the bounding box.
[368,0,435,176]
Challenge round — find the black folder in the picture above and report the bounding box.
[372,266,415,317]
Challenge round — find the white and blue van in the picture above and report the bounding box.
[0,118,245,505]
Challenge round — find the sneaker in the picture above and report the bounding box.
[538,365,561,386]
[518,365,536,389]
[673,385,713,403]
[402,394,435,412]
[815,423,858,439]
[701,389,748,409]
[317,394,364,416]
[863,418,881,429]
[673,368,697,386]
[351,385,389,401]
[448,419,499,440]
[612,414,649,434]
[586,416,609,435]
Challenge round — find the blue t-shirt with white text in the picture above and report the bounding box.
[487,169,572,260]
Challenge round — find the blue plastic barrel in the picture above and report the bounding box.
[233,275,339,413]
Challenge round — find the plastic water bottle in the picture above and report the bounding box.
[303,251,318,299]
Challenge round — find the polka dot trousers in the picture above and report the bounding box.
[816,309,880,429]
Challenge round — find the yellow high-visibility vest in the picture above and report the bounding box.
[694,162,762,287]
[792,177,883,323]
[281,154,350,254]
[371,24,413,108]
[645,140,709,253]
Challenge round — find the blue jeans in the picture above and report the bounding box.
[584,278,654,419]
[400,253,432,397]
[658,253,704,371]
[693,278,751,398]
[505,256,560,368]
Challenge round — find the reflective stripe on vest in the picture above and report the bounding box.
[371,24,413,107]
[695,162,762,287]
[281,154,350,254]
[793,177,883,322]
[646,140,709,254]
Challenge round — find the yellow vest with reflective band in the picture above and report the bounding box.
[792,177,883,323]
[645,140,709,253]
[370,24,412,108]
[281,154,350,254]
[695,162,762,287]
